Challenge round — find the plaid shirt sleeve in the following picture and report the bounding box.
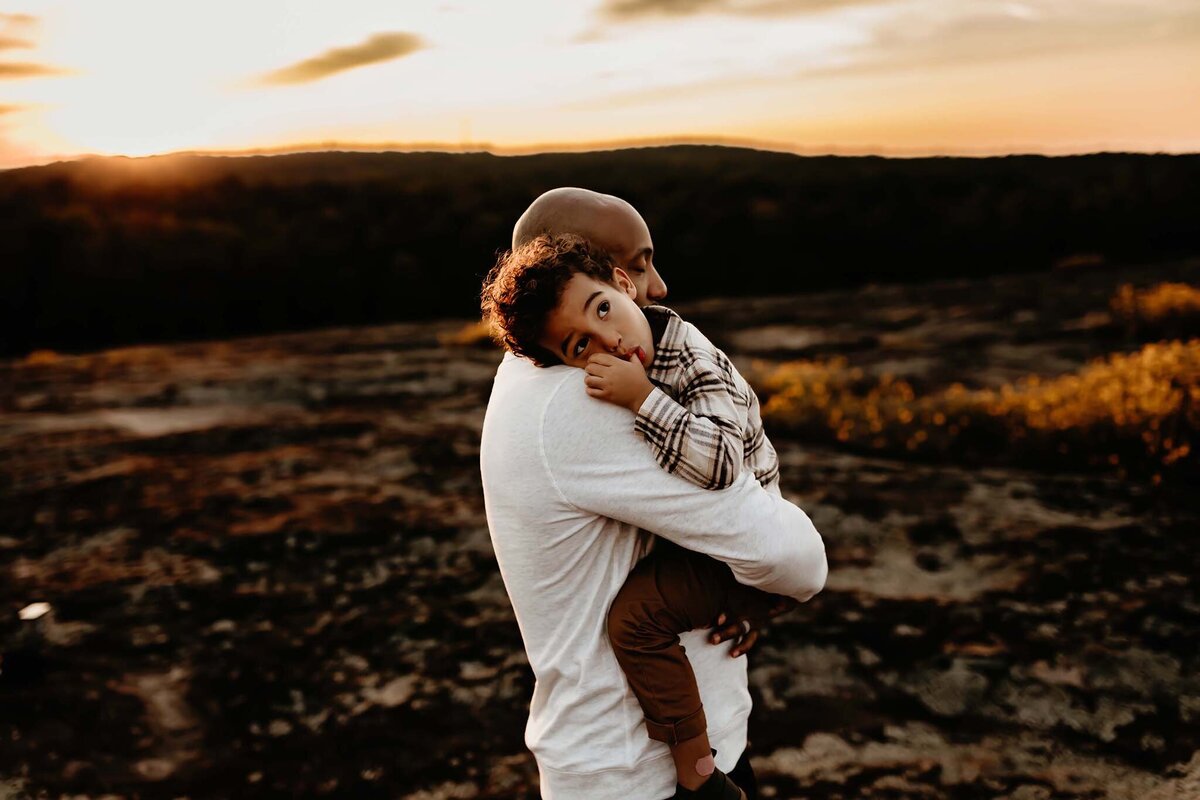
[633,351,749,490]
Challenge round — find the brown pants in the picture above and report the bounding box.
[606,538,780,745]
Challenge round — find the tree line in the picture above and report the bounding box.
[1,146,1197,357]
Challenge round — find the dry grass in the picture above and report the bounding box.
[1109,282,1200,337]
[756,339,1200,482]
[438,318,497,348]
[21,349,61,366]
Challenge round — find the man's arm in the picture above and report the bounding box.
[542,375,826,602]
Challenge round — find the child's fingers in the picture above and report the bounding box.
[584,374,608,396]
[588,353,619,368]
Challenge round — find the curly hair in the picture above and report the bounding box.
[480,234,618,366]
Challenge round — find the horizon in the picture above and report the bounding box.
[3,135,1198,174]
[2,1,1199,170]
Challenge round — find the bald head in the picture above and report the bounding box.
[512,188,625,249]
[511,187,668,305]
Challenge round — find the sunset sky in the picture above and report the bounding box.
[1,0,1198,168]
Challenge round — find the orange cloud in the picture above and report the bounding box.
[0,36,33,50]
[0,61,66,79]
[258,32,425,86]
[0,12,36,26]
[602,0,873,19]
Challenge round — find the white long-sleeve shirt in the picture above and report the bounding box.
[480,353,827,800]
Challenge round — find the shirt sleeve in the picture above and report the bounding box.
[542,375,827,602]
[633,353,747,490]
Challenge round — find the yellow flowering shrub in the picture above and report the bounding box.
[756,339,1200,482]
[22,349,61,366]
[1109,282,1200,336]
[438,318,496,348]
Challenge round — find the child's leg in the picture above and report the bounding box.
[607,539,778,791]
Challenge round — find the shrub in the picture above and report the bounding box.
[756,339,1200,483]
[438,319,497,348]
[1109,282,1200,338]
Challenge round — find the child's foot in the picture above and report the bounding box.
[673,767,747,799]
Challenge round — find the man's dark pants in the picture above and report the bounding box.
[726,747,759,799]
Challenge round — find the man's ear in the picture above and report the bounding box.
[612,267,637,301]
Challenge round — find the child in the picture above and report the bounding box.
[481,234,803,800]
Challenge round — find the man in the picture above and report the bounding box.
[480,188,827,799]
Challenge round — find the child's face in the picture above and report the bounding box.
[538,268,655,369]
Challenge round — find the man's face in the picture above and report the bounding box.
[538,269,655,369]
[584,203,667,307]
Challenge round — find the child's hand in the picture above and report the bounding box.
[585,353,654,413]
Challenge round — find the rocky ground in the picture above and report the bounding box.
[2,259,1198,799]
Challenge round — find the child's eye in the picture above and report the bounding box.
[573,336,590,358]
[598,300,610,318]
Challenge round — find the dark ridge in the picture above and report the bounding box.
[2,146,1198,358]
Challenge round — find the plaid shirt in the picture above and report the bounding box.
[634,305,780,493]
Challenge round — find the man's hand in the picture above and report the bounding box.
[708,595,799,658]
[585,353,654,413]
